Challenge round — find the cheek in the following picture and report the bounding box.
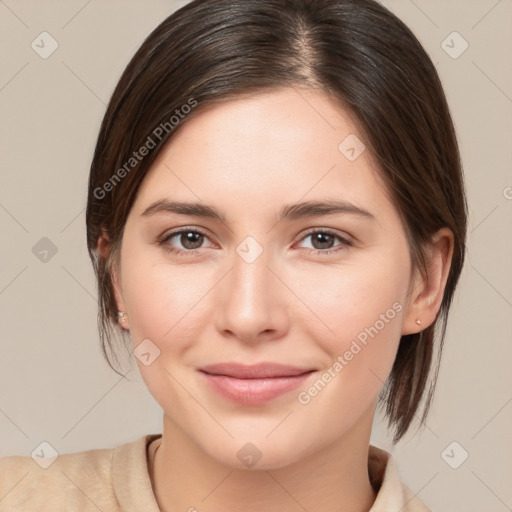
[293,252,408,385]
[291,263,407,427]
[296,254,407,335]
[120,252,212,412]
[124,260,210,344]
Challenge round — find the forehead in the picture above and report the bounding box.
[168,87,362,163]
[131,87,394,222]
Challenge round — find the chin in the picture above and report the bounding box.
[200,433,316,471]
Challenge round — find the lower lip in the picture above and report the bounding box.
[200,371,314,405]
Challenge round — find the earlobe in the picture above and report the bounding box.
[402,228,454,335]
[97,231,130,330]
[117,310,128,326]
[111,262,130,330]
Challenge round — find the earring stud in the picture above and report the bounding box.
[117,311,127,322]
[415,318,421,325]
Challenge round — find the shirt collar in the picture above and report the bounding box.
[113,434,430,512]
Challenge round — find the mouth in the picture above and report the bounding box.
[198,362,316,405]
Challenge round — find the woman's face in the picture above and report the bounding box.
[115,87,419,468]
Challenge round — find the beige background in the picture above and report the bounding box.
[0,1,511,510]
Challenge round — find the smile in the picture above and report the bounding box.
[198,362,316,405]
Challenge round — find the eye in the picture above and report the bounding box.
[157,227,354,257]
[295,229,354,255]
[157,227,213,256]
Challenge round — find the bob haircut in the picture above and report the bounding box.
[86,0,468,444]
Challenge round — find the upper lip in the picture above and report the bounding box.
[199,362,315,379]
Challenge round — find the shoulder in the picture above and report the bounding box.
[368,444,432,512]
[0,435,153,512]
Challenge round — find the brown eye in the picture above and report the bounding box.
[310,232,336,250]
[297,229,353,255]
[157,228,212,255]
[175,231,204,250]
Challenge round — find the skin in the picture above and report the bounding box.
[99,87,454,512]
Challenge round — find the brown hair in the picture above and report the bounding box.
[86,0,468,444]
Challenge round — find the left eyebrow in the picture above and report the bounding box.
[278,199,376,222]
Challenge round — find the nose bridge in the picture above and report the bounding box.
[214,235,287,339]
[235,244,270,298]
[231,237,274,314]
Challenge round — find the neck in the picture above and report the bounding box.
[149,407,377,512]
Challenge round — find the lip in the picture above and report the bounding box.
[200,362,314,378]
[198,362,315,405]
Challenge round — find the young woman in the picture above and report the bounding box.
[0,0,467,510]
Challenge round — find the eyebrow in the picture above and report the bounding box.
[140,199,376,223]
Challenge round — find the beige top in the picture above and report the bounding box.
[0,434,431,511]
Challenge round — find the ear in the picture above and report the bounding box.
[97,230,130,330]
[402,227,454,335]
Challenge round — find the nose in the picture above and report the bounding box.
[214,242,290,344]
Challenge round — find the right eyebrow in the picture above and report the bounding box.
[141,199,227,222]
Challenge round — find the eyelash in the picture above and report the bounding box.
[156,227,354,257]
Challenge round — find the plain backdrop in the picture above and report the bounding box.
[0,1,511,511]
